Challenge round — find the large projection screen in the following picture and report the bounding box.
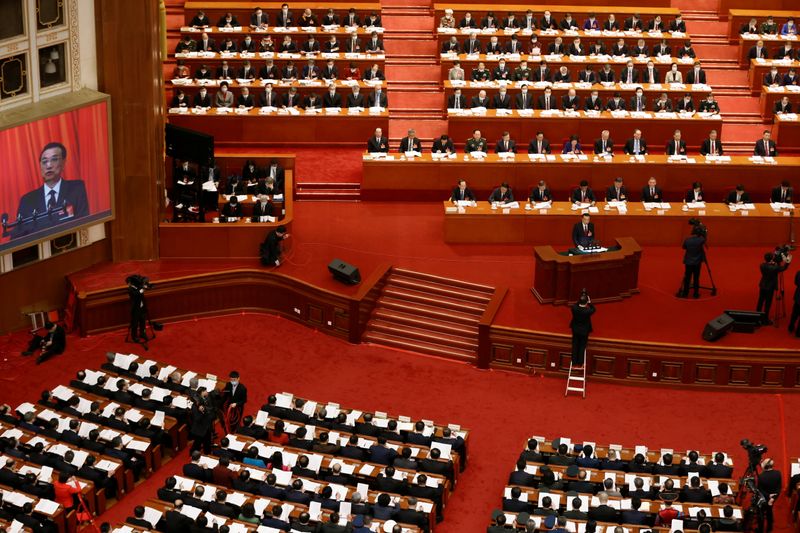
[0,92,114,254]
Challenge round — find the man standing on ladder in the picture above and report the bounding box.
[570,290,595,369]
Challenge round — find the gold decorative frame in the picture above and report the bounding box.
[0,56,27,97]
[36,0,63,30]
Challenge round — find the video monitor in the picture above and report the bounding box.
[0,97,113,253]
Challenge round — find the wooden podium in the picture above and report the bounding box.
[532,237,642,305]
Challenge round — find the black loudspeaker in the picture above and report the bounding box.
[702,314,735,342]
[724,310,766,333]
[328,259,361,285]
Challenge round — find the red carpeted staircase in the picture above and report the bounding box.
[381,0,447,144]
[363,268,495,362]
[675,0,773,153]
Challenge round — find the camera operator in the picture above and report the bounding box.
[757,249,792,325]
[127,275,152,341]
[758,458,782,533]
[789,269,800,337]
[679,221,706,298]
[569,290,595,369]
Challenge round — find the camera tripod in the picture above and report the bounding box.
[771,271,787,327]
[125,290,157,351]
[678,253,718,297]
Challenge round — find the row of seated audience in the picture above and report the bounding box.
[121,387,470,532]
[176,160,286,195]
[176,32,385,54]
[444,35,697,59]
[748,40,800,61]
[176,59,385,82]
[489,438,743,532]
[189,7,383,30]
[739,15,799,35]
[446,88,718,113]
[368,128,780,158]
[451,177,793,205]
[763,66,799,87]
[172,84,387,109]
[448,59,706,84]
[260,394,467,465]
[0,356,243,533]
[438,10,687,33]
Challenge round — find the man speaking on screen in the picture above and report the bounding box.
[12,142,89,238]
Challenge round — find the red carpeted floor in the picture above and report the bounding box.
[70,201,800,349]
[0,314,797,532]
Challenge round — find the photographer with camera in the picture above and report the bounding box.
[757,248,792,325]
[127,274,152,342]
[679,219,706,298]
[569,290,595,369]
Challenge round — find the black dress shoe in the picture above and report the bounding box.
[21,351,33,356]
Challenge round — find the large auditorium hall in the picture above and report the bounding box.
[1,0,800,532]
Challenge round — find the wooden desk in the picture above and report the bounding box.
[362,154,800,201]
[160,169,294,258]
[182,2,382,25]
[50,386,181,455]
[531,438,735,467]
[443,80,710,106]
[726,9,800,42]
[746,58,800,94]
[533,237,641,305]
[217,194,285,217]
[197,452,437,530]
[1,421,126,507]
[168,78,382,98]
[774,114,800,152]
[167,107,388,146]
[739,37,799,69]
[177,26,379,38]
[28,405,159,475]
[446,109,722,152]
[0,481,68,533]
[440,53,705,84]
[758,85,800,121]
[441,201,798,246]
[433,5,678,18]
[437,28,692,50]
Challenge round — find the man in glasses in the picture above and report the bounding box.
[11,142,89,238]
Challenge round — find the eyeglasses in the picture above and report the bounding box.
[40,156,63,165]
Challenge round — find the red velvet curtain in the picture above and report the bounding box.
[0,101,111,242]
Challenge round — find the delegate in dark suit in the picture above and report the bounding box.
[771,185,793,203]
[572,218,595,247]
[450,186,475,202]
[367,135,389,152]
[569,297,595,365]
[680,232,706,298]
[13,179,90,238]
[754,138,778,157]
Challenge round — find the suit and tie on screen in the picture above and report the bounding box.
[1,101,112,253]
[8,143,89,239]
